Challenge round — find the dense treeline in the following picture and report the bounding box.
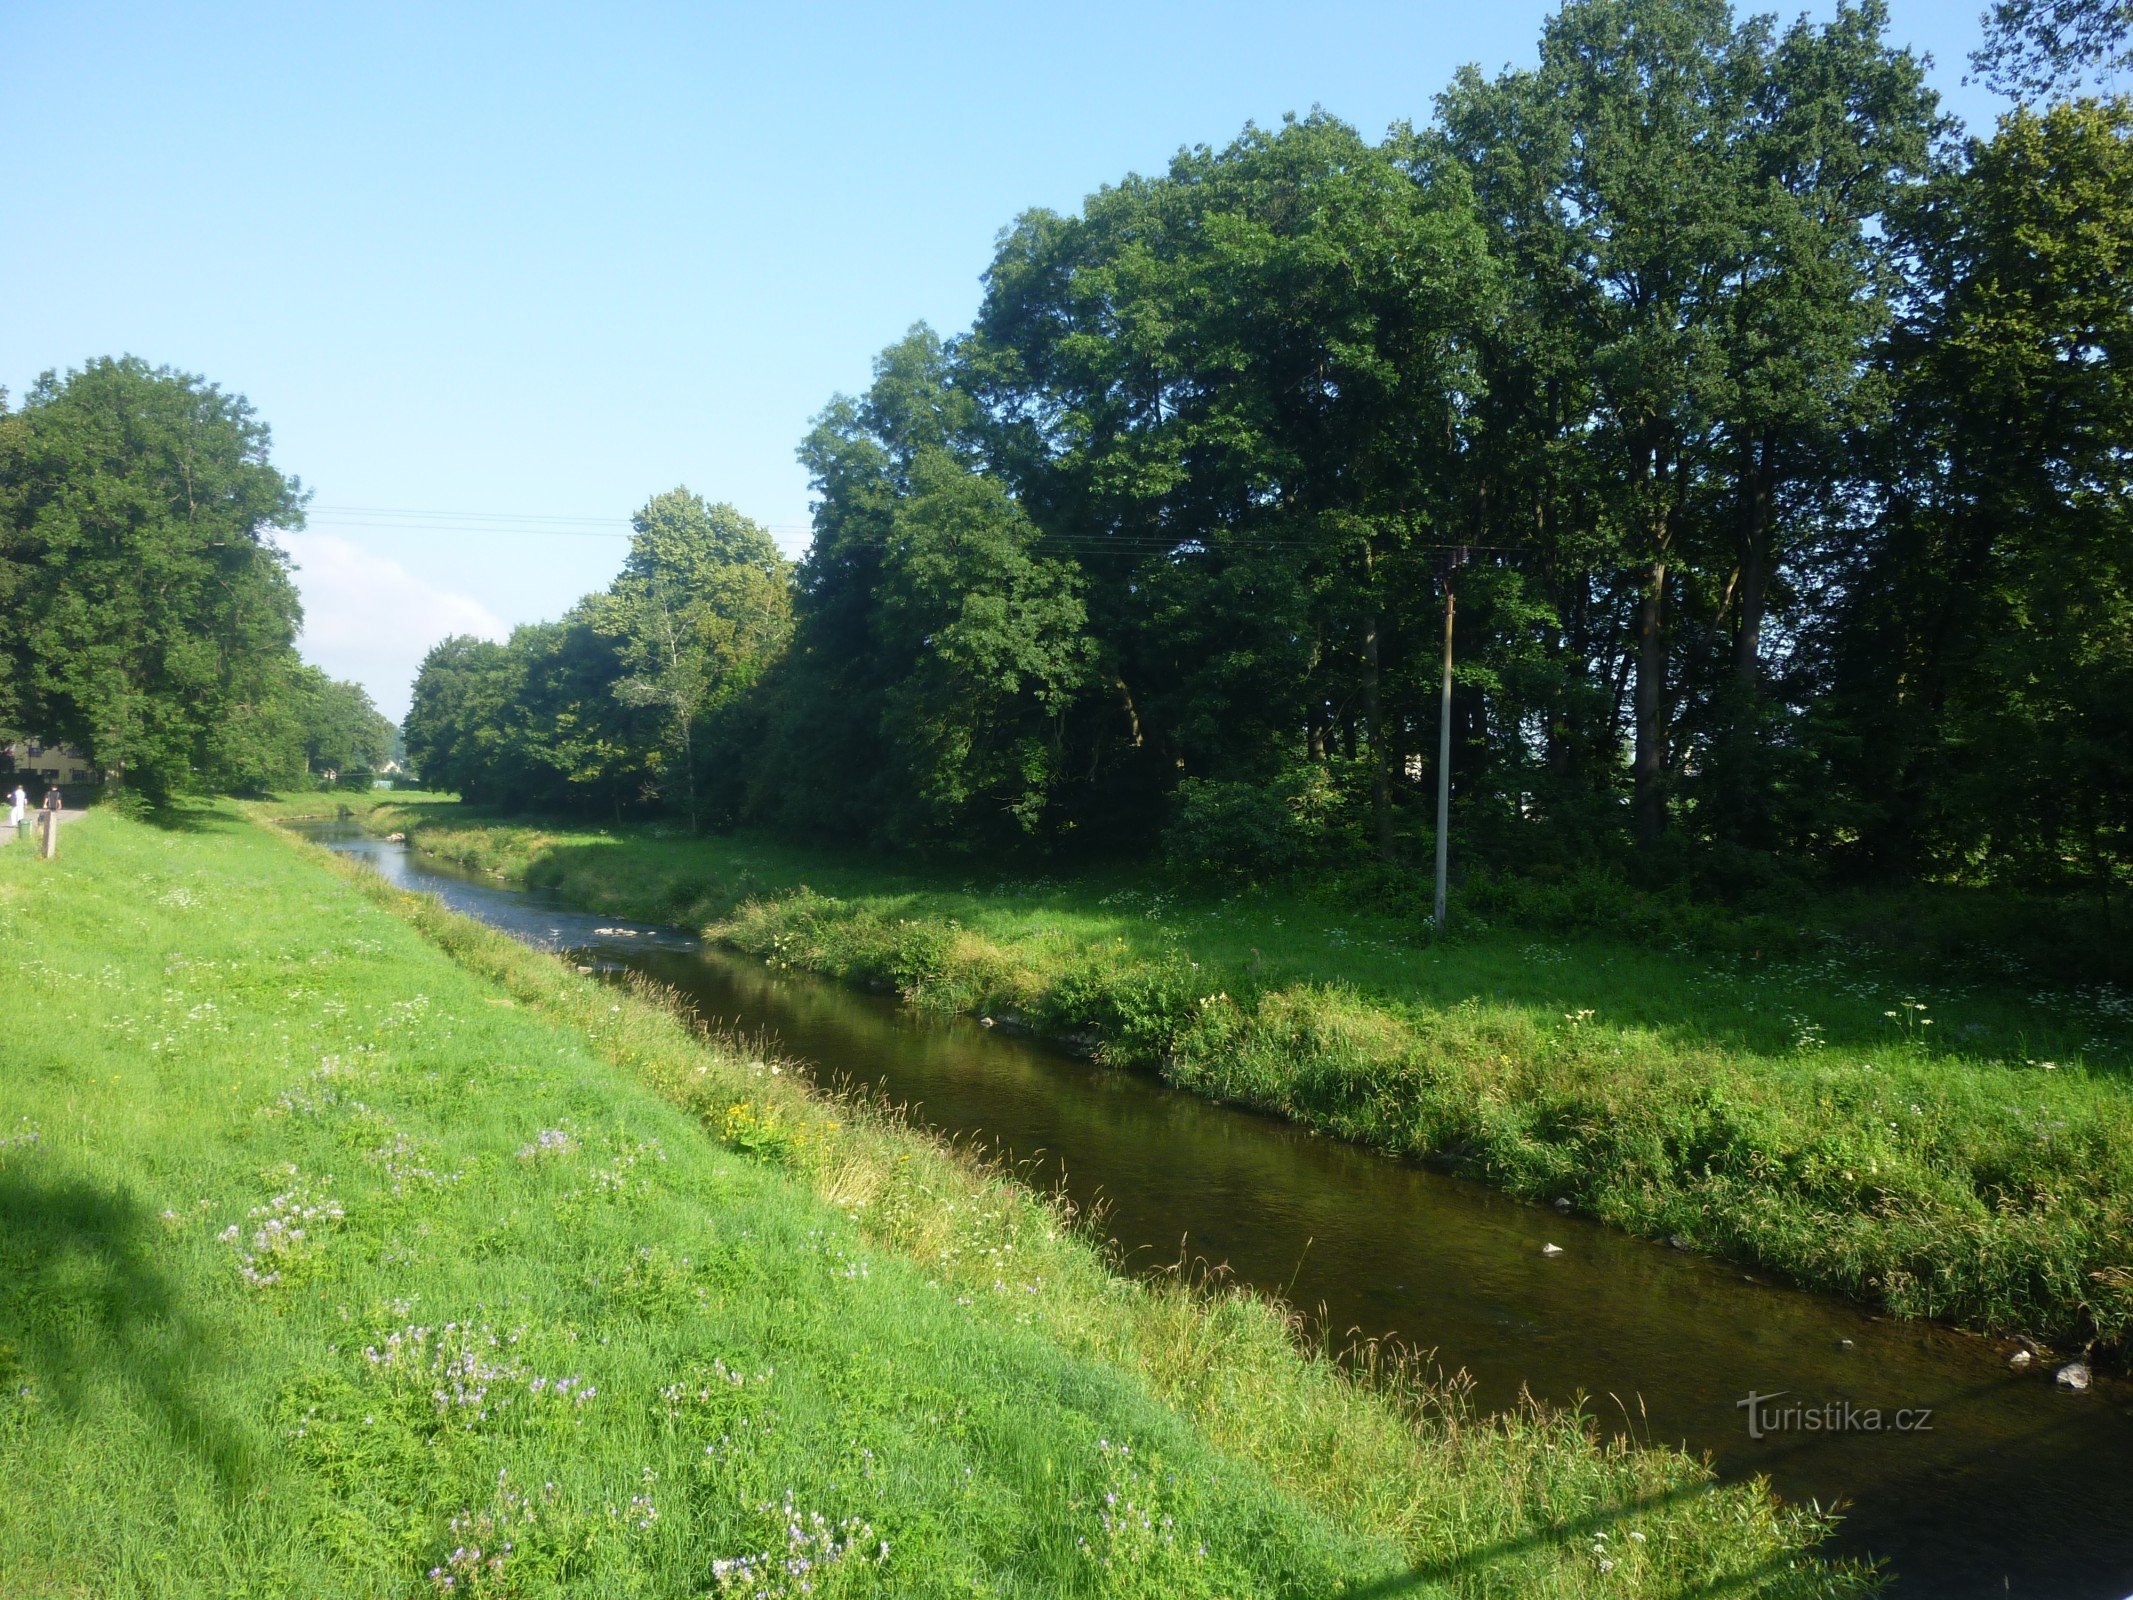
[0,358,395,798]
[406,490,791,822]
[409,0,2132,903]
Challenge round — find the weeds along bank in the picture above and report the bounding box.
[0,804,1861,1598]
[321,797,2133,1365]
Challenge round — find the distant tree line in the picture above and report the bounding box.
[398,0,2121,901]
[404,489,791,824]
[0,357,394,799]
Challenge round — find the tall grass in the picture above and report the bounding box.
[322,796,2133,1360]
[0,804,1865,1596]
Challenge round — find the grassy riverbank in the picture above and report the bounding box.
[0,803,1863,1597]
[308,795,2133,1363]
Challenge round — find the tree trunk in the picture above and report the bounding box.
[680,712,699,833]
[1733,435,1775,691]
[1632,556,1669,846]
[1114,675,1143,748]
[1307,623,1327,761]
[1364,608,1394,860]
[1361,537,1394,862]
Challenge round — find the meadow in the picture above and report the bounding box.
[0,803,1864,1597]
[322,796,2133,1363]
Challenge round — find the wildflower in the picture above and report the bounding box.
[517,1127,578,1160]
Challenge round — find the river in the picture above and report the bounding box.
[304,823,2133,1599]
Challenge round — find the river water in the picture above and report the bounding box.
[306,824,2133,1598]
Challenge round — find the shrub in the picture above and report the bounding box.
[1162,765,1352,884]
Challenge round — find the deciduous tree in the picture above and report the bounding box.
[0,358,307,801]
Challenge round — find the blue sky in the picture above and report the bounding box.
[3,1,2004,718]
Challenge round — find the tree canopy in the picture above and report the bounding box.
[291,666,396,785]
[1975,0,2133,99]
[0,359,396,800]
[405,493,789,826]
[403,0,2132,909]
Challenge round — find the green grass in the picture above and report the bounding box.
[316,795,2133,1363]
[0,803,1865,1597]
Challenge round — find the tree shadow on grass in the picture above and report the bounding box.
[1338,1372,2064,1599]
[1334,1471,1864,1600]
[84,795,225,833]
[422,813,2124,1068]
[0,1171,257,1494]
[373,797,480,830]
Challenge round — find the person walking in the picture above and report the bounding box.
[6,783,25,833]
[40,786,61,818]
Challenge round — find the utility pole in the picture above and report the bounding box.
[1433,547,1464,933]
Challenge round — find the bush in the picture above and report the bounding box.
[1161,765,1352,884]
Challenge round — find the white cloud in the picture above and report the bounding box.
[278,531,508,722]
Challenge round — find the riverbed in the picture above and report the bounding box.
[304,822,2133,1599]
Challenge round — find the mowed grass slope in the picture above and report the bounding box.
[0,806,1862,1599]
[330,798,2133,1360]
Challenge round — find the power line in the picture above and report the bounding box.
[315,505,630,525]
[295,503,1525,558]
[302,505,814,540]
